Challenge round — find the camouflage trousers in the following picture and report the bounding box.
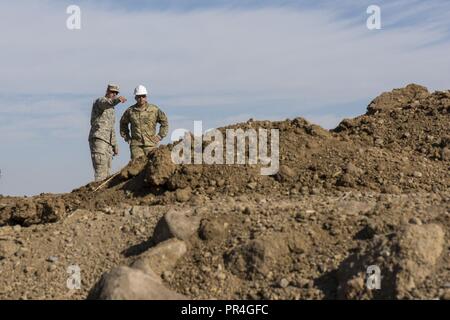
[89,138,113,182]
[130,145,156,160]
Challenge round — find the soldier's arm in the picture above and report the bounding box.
[97,96,121,111]
[120,109,131,141]
[157,109,169,139]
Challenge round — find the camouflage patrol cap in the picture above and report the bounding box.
[107,84,120,93]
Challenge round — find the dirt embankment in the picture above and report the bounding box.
[0,84,449,300]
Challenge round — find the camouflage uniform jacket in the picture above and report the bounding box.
[89,96,121,147]
[120,102,169,147]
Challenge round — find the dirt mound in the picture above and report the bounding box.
[0,84,449,300]
[4,83,447,224]
[366,83,430,115]
[335,84,450,162]
[122,85,448,200]
[110,100,447,203]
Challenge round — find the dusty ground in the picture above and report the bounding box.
[0,84,449,300]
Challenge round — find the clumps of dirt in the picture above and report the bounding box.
[142,126,446,203]
[144,146,177,186]
[163,192,449,300]
[119,156,148,180]
[335,84,450,162]
[224,233,310,281]
[366,83,430,115]
[0,84,449,301]
[0,197,65,226]
[119,85,447,202]
[337,223,446,299]
[198,218,229,242]
[2,84,449,227]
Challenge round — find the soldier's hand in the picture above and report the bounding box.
[118,96,127,103]
[113,145,119,156]
[155,135,162,142]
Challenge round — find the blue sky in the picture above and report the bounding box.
[1,0,449,196]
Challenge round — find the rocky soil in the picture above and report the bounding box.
[0,84,449,300]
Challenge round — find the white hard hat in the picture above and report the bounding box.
[134,85,148,96]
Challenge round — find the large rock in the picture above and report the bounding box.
[395,224,445,297]
[337,223,446,299]
[0,238,20,259]
[152,209,201,244]
[199,218,229,242]
[131,238,187,276]
[92,266,187,300]
[175,187,192,202]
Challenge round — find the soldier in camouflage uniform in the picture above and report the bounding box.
[120,85,168,160]
[89,84,127,181]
